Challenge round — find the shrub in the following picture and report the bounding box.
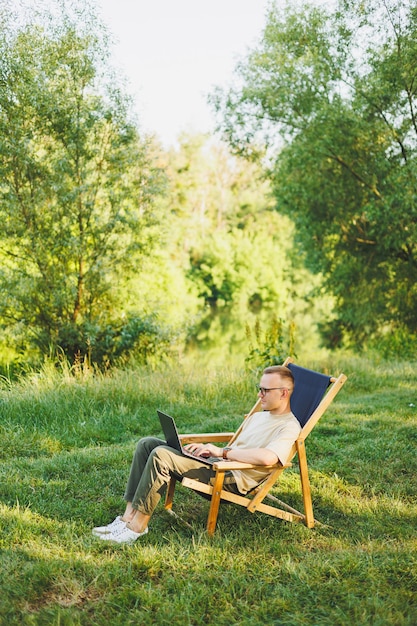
[56,314,176,368]
[245,317,296,373]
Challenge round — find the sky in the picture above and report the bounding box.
[96,0,271,147]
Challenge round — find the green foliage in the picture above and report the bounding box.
[368,326,417,361]
[164,133,327,358]
[213,0,417,350]
[2,1,417,374]
[0,9,339,371]
[55,314,175,368]
[0,2,166,364]
[245,317,296,373]
[0,357,416,624]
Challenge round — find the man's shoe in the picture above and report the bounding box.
[92,516,126,536]
[96,525,149,544]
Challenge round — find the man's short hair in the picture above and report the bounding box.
[262,365,294,393]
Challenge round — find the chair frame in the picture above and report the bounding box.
[164,357,347,535]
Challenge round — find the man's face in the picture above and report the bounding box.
[257,373,286,412]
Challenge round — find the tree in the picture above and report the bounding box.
[162,133,326,357]
[0,2,165,363]
[213,0,417,349]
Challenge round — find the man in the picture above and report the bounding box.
[92,365,301,543]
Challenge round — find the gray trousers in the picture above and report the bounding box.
[124,436,240,516]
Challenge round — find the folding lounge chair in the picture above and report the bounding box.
[164,358,347,535]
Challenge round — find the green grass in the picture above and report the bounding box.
[0,356,416,625]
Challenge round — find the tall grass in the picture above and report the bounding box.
[0,355,416,625]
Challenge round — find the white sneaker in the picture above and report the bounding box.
[92,516,126,536]
[96,525,149,544]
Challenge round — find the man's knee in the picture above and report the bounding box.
[135,436,164,456]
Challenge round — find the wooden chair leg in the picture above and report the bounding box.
[165,476,177,510]
[207,472,225,536]
[297,440,315,528]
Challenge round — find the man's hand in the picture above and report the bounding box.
[184,442,222,458]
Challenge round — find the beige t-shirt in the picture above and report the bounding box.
[230,410,301,494]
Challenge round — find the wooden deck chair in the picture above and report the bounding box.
[164,358,347,535]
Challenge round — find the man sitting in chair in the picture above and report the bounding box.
[92,365,301,543]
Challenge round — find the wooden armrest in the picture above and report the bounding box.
[178,432,234,444]
[211,461,289,471]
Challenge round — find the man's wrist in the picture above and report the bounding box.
[222,447,232,459]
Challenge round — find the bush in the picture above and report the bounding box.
[244,317,296,373]
[369,326,417,360]
[56,314,176,367]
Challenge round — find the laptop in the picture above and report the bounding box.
[157,410,222,466]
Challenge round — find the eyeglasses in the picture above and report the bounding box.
[256,386,287,396]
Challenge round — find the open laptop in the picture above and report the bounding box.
[157,410,222,466]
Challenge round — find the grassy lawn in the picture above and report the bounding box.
[0,356,416,625]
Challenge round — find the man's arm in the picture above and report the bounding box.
[224,447,278,466]
[184,442,278,466]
